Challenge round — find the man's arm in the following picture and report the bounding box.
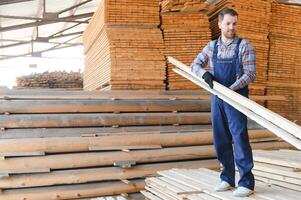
[229,41,256,91]
[191,43,210,78]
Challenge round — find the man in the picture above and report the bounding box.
[191,8,256,197]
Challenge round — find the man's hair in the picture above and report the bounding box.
[218,8,238,22]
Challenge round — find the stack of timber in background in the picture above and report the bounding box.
[83,0,166,91]
[0,89,290,199]
[142,168,301,199]
[161,0,208,12]
[207,0,271,98]
[266,2,301,125]
[15,71,83,89]
[252,149,301,192]
[160,1,212,90]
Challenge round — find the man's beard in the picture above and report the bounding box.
[224,31,236,39]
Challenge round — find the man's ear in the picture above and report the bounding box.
[218,21,221,29]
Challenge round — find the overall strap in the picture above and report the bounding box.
[213,39,219,60]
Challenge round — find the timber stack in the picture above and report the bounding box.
[83,0,166,91]
[16,71,83,89]
[0,89,289,199]
[266,2,301,124]
[142,166,301,199]
[160,0,212,90]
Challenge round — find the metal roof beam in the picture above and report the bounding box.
[0,12,93,32]
[0,0,34,5]
[57,0,93,14]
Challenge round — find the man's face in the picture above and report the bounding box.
[218,14,237,39]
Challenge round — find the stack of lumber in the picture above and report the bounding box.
[207,0,271,96]
[253,149,301,192]
[161,3,211,90]
[15,71,83,89]
[142,168,301,200]
[83,0,166,90]
[266,2,301,124]
[0,89,289,199]
[161,0,208,12]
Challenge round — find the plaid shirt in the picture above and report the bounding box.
[191,36,256,91]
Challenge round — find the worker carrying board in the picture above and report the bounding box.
[191,8,256,197]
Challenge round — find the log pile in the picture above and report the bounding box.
[253,149,301,192]
[83,0,166,90]
[161,8,211,90]
[0,89,289,199]
[266,2,301,124]
[207,0,271,96]
[15,71,83,89]
[142,168,301,200]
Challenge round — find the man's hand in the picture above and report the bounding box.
[202,71,214,89]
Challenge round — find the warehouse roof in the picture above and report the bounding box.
[0,0,100,60]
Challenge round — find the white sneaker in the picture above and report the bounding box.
[214,181,232,192]
[233,186,254,197]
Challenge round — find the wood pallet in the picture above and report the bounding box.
[142,168,301,200]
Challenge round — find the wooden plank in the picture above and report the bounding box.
[89,145,162,151]
[0,112,211,128]
[0,99,211,113]
[0,129,275,153]
[0,179,145,200]
[253,169,301,185]
[0,125,212,139]
[253,150,301,169]
[0,142,289,174]
[0,159,213,188]
[168,56,301,150]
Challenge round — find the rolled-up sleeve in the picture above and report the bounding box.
[230,42,256,90]
[191,43,210,78]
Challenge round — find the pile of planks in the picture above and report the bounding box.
[266,2,301,124]
[161,2,211,90]
[15,71,83,89]
[253,149,301,192]
[142,167,301,200]
[161,0,208,12]
[0,89,288,199]
[207,0,271,96]
[83,0,166,91]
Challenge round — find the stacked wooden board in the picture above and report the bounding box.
[142,168,301,200]
[161,0,208,12]
[83,0,166,90]
[161,3,211,90]
[0,89,290,199]
[16,71,83,89]
[207,0,271,96]
[266,2,301,124]
[253,149,301,192]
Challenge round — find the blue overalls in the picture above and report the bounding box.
[211,38,254,190]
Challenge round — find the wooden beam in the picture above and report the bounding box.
[0,129,275,153]
[168,56,301,149]
[0,112,211,128]
[0,179,145,200]
[0,159,220,189]
[0,142,293,173]
[0,99,210,113]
